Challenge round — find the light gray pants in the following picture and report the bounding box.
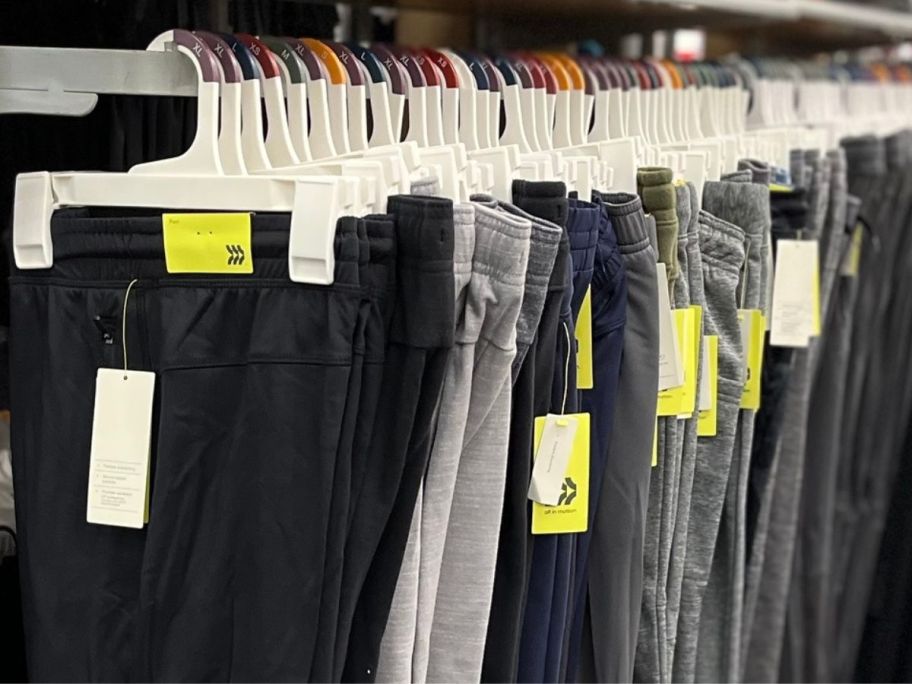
[695,172,771,683]
[376,204,476,683]
[671,210,746,684]
[425,204,532,683]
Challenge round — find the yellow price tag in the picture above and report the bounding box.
[163,213,253,274]
[841,224,863,277]
[657,308,695,416]
[651,419,659,467]
[739,309,766,411]
[811,244,821,336]
[532,413,590,534]
[698,336,719,437]
[576,286,594,390]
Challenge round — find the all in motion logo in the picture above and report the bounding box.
[226,244,246,266]
[557,477,577,506]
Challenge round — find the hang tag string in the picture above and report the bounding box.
[561,321,571,415]
[122,279,139,375]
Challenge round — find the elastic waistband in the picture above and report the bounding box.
[453,203,477,274]
[524,222,563,291]
[597,193,651,251]
[567,201,600,279]
[362,215,397,299]
[842,135,887,176]
[721,169,752,184]
[675,183,693,240]
[386,194,455,270]
[512,179,568,228]
[471,203,532,285]
[549,234,571,293]
[737,158,772,186]
[26,208,362,287]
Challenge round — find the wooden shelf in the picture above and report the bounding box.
[351,0,912,53]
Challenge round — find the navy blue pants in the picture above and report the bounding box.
[518,198,600,683]
[564,198,628,681]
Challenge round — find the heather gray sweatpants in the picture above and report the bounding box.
[425,204,532,683]
[671,210,746,684]
[635,168,679,684]
[695,169,771,683]
[579,193,659,684]
[742,152,831,683]
[666,182,706,665]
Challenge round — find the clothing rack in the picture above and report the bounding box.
[0,46,197,116]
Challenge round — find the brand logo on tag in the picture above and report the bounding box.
[558,477,577,506]
[226,244,246,266]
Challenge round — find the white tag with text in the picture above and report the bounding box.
[656,263,683,390]
[770,239,817,348]
[528,414,579,506]
[87,368,155,529]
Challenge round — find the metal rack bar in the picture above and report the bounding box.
[0,46,198,98]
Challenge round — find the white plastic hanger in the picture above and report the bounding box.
[303,38,353,156]
[13,32,354,285]
[218,33,272,173]
[259,36,315,163]
[236,34,300,168]
[194,31,246,175]
[131,30,223,175]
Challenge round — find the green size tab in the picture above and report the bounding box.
[163,213,253,274]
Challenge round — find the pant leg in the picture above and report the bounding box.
[671,210,746,684]
[542,200,601,683]
[482,184,568,684]
[579,193,659,684]
[338,196,457,682]
[310,218,375,681]
[667,182,706,666]
[793,149,850,683]
[376,205,476,684]
[565,198,627,682]
[425,205,532,683]
[634,168,679,684]
[697,173,772,682]
[12,210,364,682]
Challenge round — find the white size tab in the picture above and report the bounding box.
[528,414,579,506]
[656,263,683,390]
[699,336,713,412]
[770,239,817,348]
[87,368,156,529]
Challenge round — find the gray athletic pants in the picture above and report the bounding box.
[671,210,746,684]
[578,193,659,684]
[695,169,771,683]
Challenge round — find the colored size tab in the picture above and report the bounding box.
[163,213,253,274]
[532,413,590,535]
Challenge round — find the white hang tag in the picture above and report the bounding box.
[528,413,579,506]
[770,239,818,348]
[87,368,156,529]
[699,337,713,412]
[656,262,684,390]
